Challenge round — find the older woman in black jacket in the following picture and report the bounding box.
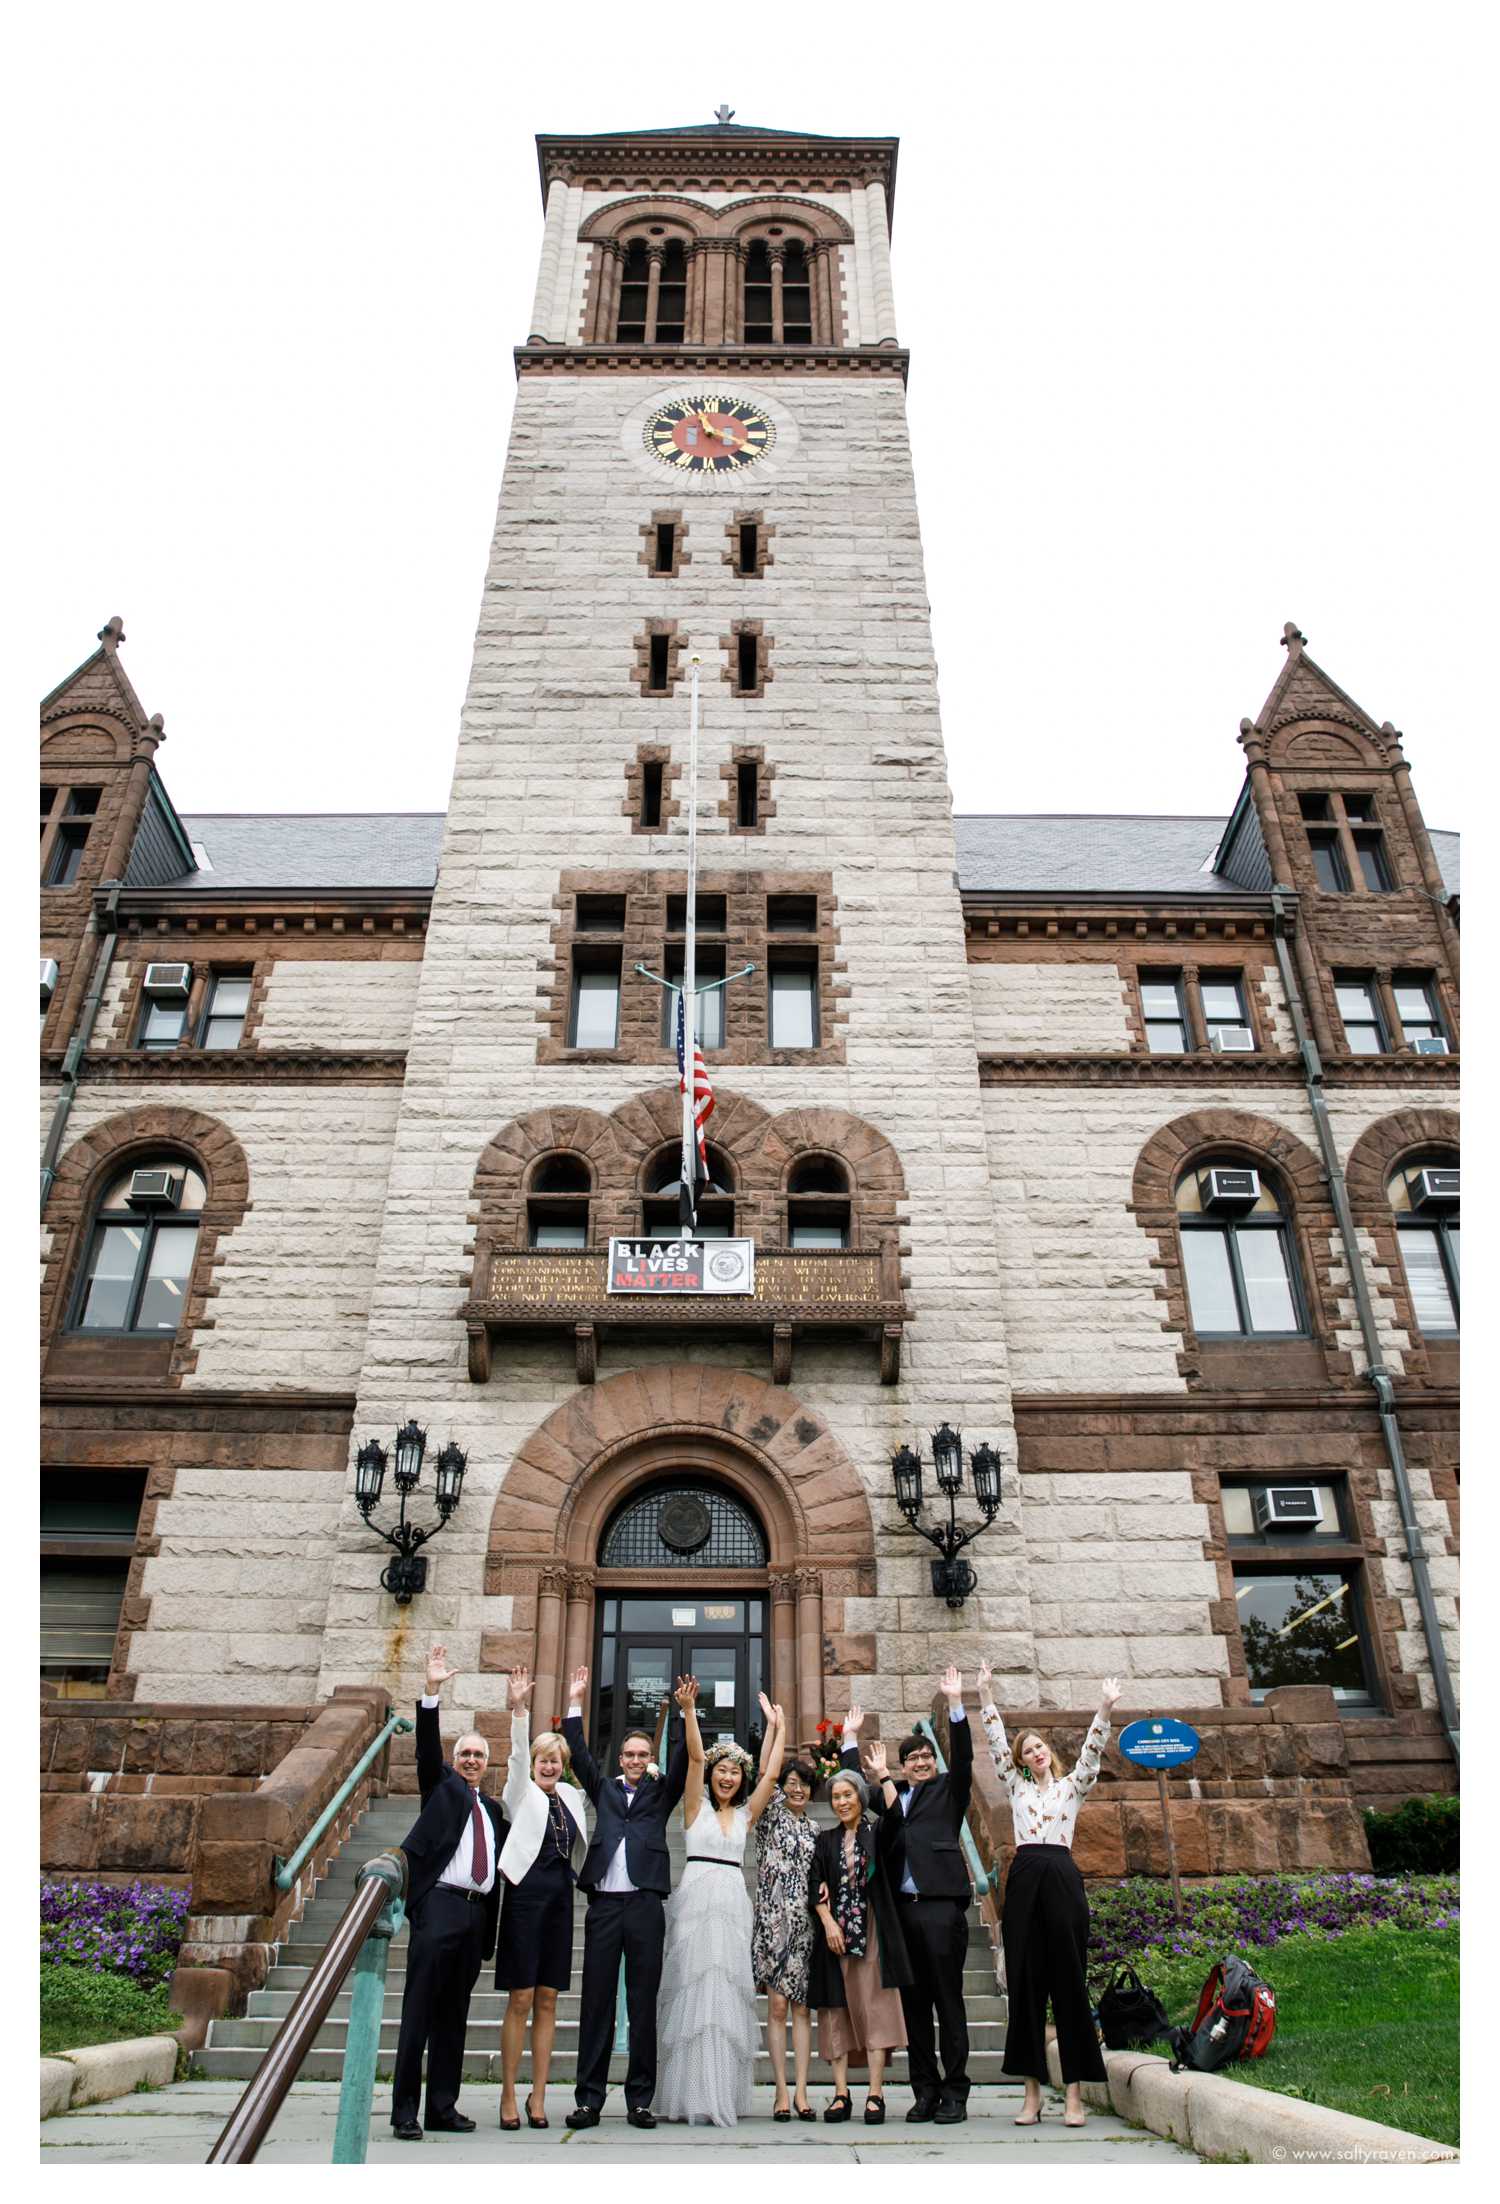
[806,1757,912,2124]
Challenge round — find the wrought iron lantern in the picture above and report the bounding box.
[355,1419,465,1604]
[890,1424,1006,1609]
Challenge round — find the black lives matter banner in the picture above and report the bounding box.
[607,1237,756,1295]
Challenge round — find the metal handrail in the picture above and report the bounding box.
[273,1711,412,1890]
[207,1851,407,2164]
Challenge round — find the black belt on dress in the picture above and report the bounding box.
[683,1857,740,1867]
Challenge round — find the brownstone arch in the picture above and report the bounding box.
[480,1365,878,1752]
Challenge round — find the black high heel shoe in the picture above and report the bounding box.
[824,2093,853,2124]
[773,2104,792,2124]
[500,2109,521,2131]
[864,2096,886,2125]
[794,2099,817,2122]
[526,2095,549,2130]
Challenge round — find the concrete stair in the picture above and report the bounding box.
[195,1795,1007,2086]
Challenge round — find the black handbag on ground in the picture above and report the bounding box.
[1095,1964,1172,2049]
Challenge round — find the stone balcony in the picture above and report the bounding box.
[462,1243,906,1387]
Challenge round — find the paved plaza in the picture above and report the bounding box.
[41,2080,1198,2164]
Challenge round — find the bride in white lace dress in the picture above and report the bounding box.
[657,1677,786,2126]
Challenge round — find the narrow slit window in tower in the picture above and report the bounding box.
[737,631,759,692]
[641,759,664,828]
[737,522,759,575]
[654,522,676,573]
[736,761,759,828]
[648,633,670,692]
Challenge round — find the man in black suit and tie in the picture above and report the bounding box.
[562,1663,688,2130]
[390,1642,508,2140]
[843,1664,973,2125]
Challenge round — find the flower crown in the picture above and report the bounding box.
[704,1739,754,1774]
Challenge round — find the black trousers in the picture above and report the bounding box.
[1001,1845,1106,2084]
[897,1895,970,2103]
[574,1890,665,2111]
[391,1886,486,2127]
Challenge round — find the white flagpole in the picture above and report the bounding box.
[681,654,701,1228]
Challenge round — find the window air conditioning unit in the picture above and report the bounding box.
[1253,1486,1324,1532]
[40,957,59,1010]
[1208,1028,1256,1053]
[1412,1168,1460,1208]
[127,1169,181,1209]
[142,962,191,997]
[1203,1167,1261,1209]
[1412,1035,1450,1056]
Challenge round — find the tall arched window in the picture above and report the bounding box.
[781,240,813,342]
[616,240,650,342]
[786,1154,850,1248]
[71,1159,205,1332]
[1388,1155,1459,1334]
[743,240,773,342]
[614,237,688,345]
[1175,1161,1304,1337]
[527,1153,592,1249]
[642,1146,735,1239]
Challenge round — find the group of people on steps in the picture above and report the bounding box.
[389,1641,1122,2135]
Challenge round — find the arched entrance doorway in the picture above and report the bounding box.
[482,1367,878,1752]
[593,1478,770,1765]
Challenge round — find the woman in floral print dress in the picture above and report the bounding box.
[749,1698,818,2119]
[979,1662,1122,2127]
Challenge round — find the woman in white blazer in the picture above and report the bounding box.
[495,1666,589,2129]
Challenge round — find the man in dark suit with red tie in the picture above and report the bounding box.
[390,1642,508,2140]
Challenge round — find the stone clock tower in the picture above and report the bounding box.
[319,117,1036,1748]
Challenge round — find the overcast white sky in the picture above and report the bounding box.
[21,0,1488,836]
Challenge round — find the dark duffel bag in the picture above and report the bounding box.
[1168,1956,1278,2071]
[1095,1965,1172,2050]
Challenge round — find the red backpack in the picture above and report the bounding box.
[1168,1957,1277,2072]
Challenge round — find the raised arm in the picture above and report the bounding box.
[1071,1677,1120,1797]
[942,1664,973,1820]
[677,1674,705,1825]
[418,1641,458,1799]
[976,1659,1017,1785]
[503,1668,534,1819]
[748,1698,786,1825]
[563,1664,603,1802]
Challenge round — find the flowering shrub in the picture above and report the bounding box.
[41,1879,190,1990]
[1088,1873,1459,1973]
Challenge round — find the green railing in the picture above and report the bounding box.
[208,1852,407,2163]
[273,1711,413,1891]
[331,1862,407,2164]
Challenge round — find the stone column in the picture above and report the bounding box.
[769,1570,797,1732]
[769,246,785,344]
[644,246,665,345]
[685,242,706,345]
[562,1569,595,1703]
[527,178,570,344]
[795,1568,824,1745]
[532,1566,568,1736]
[809,241,837,345]
[863,180,899,345]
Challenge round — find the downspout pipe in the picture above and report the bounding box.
[1269,886,1459,1761]
[40,882,121,1215]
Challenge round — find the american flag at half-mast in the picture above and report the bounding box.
[675,989,715,1231]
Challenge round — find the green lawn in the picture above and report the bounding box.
[1144,1926,1458,2148]
[40,1966,180,2060]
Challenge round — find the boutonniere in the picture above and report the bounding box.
[646,1762,661,1779]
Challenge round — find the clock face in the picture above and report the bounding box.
[644,394,775,473]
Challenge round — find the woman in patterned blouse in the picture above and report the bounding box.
[978,1664,1122,2127]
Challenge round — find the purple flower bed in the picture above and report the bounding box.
[1089,1872,1458,1968]
[41,1879,190,1989]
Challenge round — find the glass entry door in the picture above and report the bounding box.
[594,1593,765,1769]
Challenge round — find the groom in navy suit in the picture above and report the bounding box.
[390,1642,507,2140]
[562,1663,687,2129]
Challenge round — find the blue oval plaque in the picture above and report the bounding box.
[1118,1717,1201,1767]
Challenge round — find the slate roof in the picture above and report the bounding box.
[155,809,1458,900]
[954,815,1460,899]
[169,814,445,891]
